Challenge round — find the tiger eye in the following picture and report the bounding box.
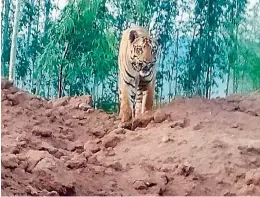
[136,48,142,54]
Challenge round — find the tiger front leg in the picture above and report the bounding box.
[135,88,143,117]
[118,84,135,130]
[142,81,155,113]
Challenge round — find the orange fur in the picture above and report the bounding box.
[142,79,155,113]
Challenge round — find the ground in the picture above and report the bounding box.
[1,78,260,196]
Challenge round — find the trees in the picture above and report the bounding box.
[1,0,259,112]
[36,0,118,108]
[2,0,11,76]
[237,1,260,92]
[9,0,22,81]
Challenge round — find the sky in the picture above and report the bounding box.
[56,0,69,10]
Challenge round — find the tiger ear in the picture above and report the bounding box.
[129,30,138,43]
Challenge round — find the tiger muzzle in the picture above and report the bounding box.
[142,65,149,72]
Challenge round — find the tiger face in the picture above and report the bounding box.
[129,30,158,77]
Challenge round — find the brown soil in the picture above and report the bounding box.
[1,78,260,196]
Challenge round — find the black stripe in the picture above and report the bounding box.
[130,61,137,70]
[145,64,155,73]
[130,95,135,104]
[139,76,154,89]
[139,83,147,89]
[132,63,139,72]
[123,77,135,88]
[137,92,143,96]
[149,63,155,69]
[125,68,135,79]
[130,90,135,96]
[140,74,154,85]
[132,65,137,71]
[145,69,155,78]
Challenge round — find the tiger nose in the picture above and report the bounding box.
[143,65,149,71]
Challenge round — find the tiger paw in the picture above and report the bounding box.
[118,121,133,130]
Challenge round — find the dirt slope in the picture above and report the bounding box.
[1,78,260,196]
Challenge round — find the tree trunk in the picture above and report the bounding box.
[226,65,231,96]
[32,0,40,93]
[0,0,3,52]
[174,28,180,97]
[205,0,214,99]
[9,0,22,81]
[47,80,50,99]
[58,42,69,98]
[92,73,96,109]
[233,0,239,93]
[25,0,34,57]
[2,0,10,76]
[44,0,51,38]
[188,27,197,97]
[159,55,164,106]
[26,0,34,90]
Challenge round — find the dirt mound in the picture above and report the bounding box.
[2,78,260,196]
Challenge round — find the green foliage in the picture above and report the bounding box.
[35,0,117,100]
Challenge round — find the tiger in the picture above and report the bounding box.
[118,26,159,128]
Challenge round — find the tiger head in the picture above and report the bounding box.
[129,30,159,77]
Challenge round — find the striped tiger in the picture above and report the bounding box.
[118,26,159,127]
